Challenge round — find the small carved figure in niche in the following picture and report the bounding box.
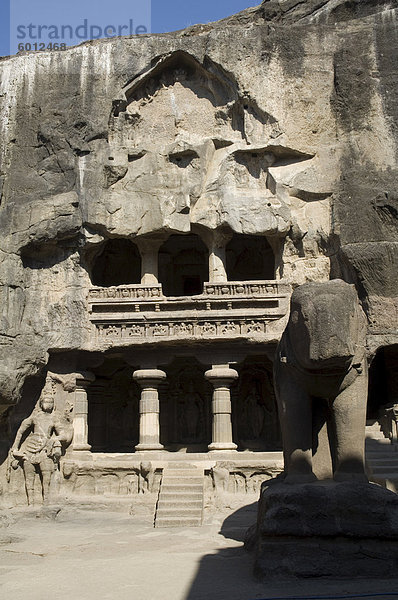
[129,325,143,337]
[153,324,168,336]
[245,385,265,440]
[176,322,193,336]
[106,325,119,337]
[178,380,204,443]
[221,322,238,334]
[10,383,66,505]
[247,321,263,334]
[233,473,246,494]
[237,368,280,449]
[201,322,216,335]
[139,461,154,494]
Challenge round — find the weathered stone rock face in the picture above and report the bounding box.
[0,0,397,423]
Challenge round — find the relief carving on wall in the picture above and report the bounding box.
[8,374,73,505]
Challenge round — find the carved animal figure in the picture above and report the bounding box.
[139,462,154,494]
[274,279,368,484]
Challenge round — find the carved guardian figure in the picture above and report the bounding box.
[274,279,368,483]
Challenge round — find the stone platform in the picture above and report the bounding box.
[255,480,398,579]
[60,451,284,500]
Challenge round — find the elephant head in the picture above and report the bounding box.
[286,279,366,373]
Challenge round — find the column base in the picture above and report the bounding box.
[135,443,164,451]
[72,444,92,452]
[208,442,237,451]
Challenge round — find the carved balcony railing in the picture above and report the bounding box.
[203,281,283,297]
[88,284,163,302]
[88,281,292,345]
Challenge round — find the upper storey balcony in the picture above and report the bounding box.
[86,234,292,346]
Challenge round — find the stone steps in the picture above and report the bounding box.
[155,516,203,528]
[158,494,203,506]
[155,464,204,528]
[161,484,203,493]
[162,474,204,483]
[156,506,202,518]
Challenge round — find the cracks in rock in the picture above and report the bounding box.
[4,549,46,557]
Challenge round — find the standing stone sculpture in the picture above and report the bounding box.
[10,382,66,505]
[274,279,368,483]
[254,279,398,579]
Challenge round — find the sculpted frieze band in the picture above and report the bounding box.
[96,318,268,341]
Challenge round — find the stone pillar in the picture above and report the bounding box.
[133,369,166,451]
[72,372,95,452]
[205,366,238,451]
[202,230,232,283]
[136,239,163,286]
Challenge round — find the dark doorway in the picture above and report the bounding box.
[88,359,139,452]
[158,234,209,296]
[91,239,141,287]
[226,234,274,281]
[368,345,398,419]
[232,356,281,451]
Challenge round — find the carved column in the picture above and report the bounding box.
[72,372,95,452]
[136,239,163,286]
[133,369,166,451]
[202,230,232,283]
[205,366,238,451]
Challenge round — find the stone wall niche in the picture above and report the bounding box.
[159,358,212,451]
[232,357,281,451]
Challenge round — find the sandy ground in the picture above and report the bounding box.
[0,499,397,600]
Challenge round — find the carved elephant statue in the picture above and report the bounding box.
[274,279,368,484]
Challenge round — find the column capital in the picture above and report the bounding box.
[133,369,167,387]
[205,367,238,387]
[75,371,95,389]
[135,237,164,252]
[200,228,233,250]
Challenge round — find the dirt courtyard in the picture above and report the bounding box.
[0,499,397,600]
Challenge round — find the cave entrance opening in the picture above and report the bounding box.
[91,239,141,287]
[226,235,275,281]
[158,234,209,297]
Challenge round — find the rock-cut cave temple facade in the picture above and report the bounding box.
[0,0,397,506]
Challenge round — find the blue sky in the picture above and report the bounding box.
[1,0,259,57]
